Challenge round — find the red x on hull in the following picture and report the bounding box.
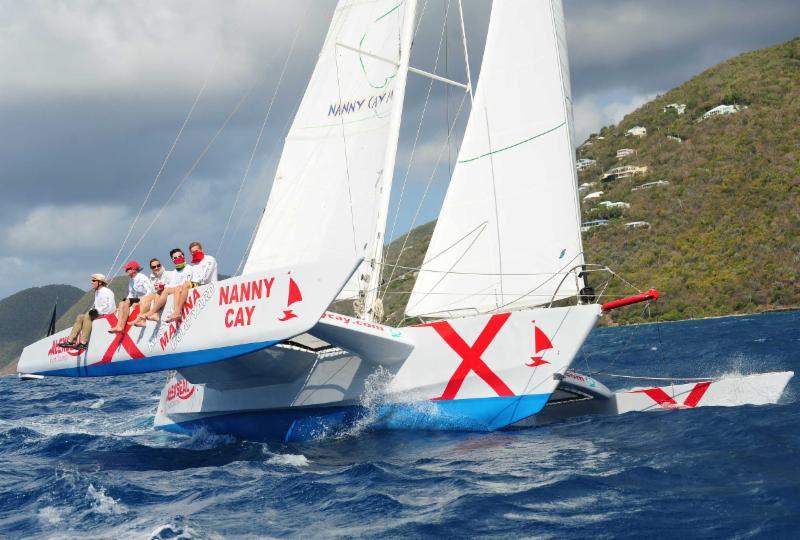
[93,306,146,365]
[424,313,515,400]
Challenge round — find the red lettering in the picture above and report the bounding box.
[230,286,239,303]
[219,285,229,306]
[240,282,251,302]
[263,277,274,297]
[160,332,170,351]
[234,308,245,327]
[244,305,255,325]
[251,280,262,300]
[225,308,235,328]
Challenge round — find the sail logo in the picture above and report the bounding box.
[218,277,276,328]
[327,90,394,117]
[278,273,303,322]
[166,379,195,401]
[631,382,712,409]
[48,336,83,359]
[527,321,553,367]
[422,313,515,400]
[168,284,214,351]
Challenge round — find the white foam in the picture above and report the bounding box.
[87,484,127,515]
[267,453,309,467]
[37,506,62,524]
[89,398,105,409]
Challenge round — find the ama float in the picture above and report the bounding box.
[18,0,792,442]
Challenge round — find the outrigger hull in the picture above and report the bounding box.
[154,305,603,442]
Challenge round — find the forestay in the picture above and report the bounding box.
[243,0,414,302]
[406,0,584,318]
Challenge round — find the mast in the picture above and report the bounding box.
[359,0,418,322]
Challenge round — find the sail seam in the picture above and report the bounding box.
[456,120,566,164]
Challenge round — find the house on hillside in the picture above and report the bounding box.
[626,126,647,137]
[702,104,746,120]
[625,221,651,229]
[583,191,603,201]
[602,165,648,182]
[631,180,669,191]
[663,103,686,115]
[599,201,630,209]
[581,220,608,232]
[576,158,596,171]
[578,182,596,192]
[616,148,635,159]
[666,135,683,143]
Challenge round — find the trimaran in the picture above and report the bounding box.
[18,0,793,442]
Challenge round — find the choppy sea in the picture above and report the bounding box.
[1,310,798,538]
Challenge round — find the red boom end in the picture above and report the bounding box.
[601,288,660,312]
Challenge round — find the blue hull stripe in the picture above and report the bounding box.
[158,393,552,442]
[43,339,280,377]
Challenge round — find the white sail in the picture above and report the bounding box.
[244,0,415,288]
[406,0,583,318]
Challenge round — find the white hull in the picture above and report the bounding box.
[519,371,795,427]
[154,305,602,442]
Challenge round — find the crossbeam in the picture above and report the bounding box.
[336,42,469,91]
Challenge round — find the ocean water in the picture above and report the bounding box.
[1,311,798,538]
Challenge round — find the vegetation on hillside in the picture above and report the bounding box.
[370,37,800,326]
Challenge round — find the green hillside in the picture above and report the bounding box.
[375,37,800,325]
[577,37,800,322]
[0,285,84,373]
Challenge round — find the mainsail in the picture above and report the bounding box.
[243,0,416,307]
[406,0,584,318]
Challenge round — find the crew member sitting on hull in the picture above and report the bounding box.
[62,273,116,351]
[109,260,154,333]
[165,241,218,323]
[132,258,168,327]
[139,248,193,322]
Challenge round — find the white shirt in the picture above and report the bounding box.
[168,266,193,287]
[128,272,155,299]
[93,287,116,315]
[191,255,218,285]
[149,270,168,290]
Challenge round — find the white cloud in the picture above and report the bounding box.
[6,204,129,253]
[572,91,658,143]
[0,1,327,101]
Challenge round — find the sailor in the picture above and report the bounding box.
[138,248,193,322]
[132,258,169,327]
[165,241,218,323]
[61,273,116,351]
[109,260,154,333]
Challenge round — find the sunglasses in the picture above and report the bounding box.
[151,264,162,270]
[91,279,100,283]
[172,256,184,261]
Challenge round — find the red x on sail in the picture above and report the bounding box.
[424,313,515,400]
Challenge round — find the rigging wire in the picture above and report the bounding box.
[380,0,453,295]
[113,84,256,277]
[216,6,307,259]
[105,54,219,278]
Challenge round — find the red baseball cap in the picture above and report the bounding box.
[122,260,141,271]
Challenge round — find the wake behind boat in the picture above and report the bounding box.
[17,0,792,442]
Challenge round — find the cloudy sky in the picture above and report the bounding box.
[1,0,798,300]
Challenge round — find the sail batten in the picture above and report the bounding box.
[406,0,584,318]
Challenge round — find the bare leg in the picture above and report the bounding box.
[144,289,172,320]
[133,294,157,326]
[109,300,131,333]
[165,284,189,322]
